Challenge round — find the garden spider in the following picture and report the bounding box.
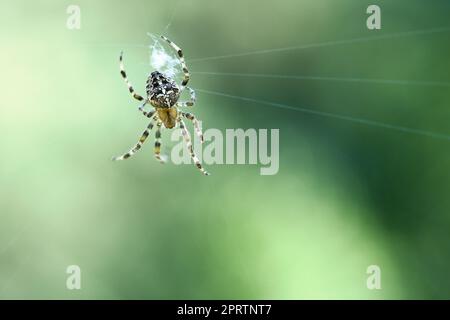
[112,35,210,176]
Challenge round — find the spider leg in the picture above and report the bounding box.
[119,51,145,102]
[154,122,167,164]
[138,101,155,118]
[181,112,204,143]
[176,86,196,107]
[160,35,190,90]
[112,118,155,161]
[178,117,210,175]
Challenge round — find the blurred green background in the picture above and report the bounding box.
[1,0,449,299]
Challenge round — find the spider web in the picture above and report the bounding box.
[186,26,450,142]
[147,33,183,81]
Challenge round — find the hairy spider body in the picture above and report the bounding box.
[147,71,180,128]
[112,36,209,175]
[147,71,180,108]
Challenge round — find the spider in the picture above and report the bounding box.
[112,35,210,176]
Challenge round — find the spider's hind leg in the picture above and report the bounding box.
[178,117,210,176]
[176,86,196,107]
[119,51,145,102]
[160,35,190,90]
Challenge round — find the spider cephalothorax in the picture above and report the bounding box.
[112,35,209,175]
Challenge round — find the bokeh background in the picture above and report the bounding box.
[1,0,449,299]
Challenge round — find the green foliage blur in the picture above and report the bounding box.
[0,0,449,299]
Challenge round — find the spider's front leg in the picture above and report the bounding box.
[137,100,155,118]
[176,86,196,107]
[112,118,156,161]
[153,122,167,164]
[181,111,204,143]
[119,51,145,102]
[178,117,210,176]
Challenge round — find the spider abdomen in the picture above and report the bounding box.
[147,71,180,108]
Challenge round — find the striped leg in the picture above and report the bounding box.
[178,118,210,175]
[112,119,155,161]
[160,36,190,90]
[119,51,145,102]
[176,86,196,107]
[138,101,155,118]
[181,112,204,143]
[154,122,166,164]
